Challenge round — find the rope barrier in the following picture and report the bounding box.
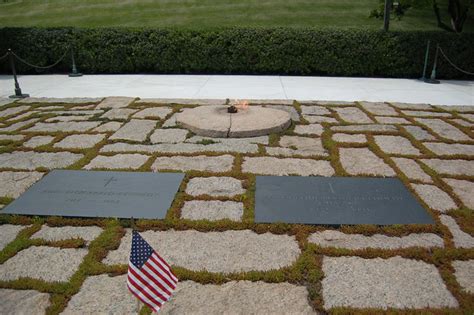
[10,48,69,70]
[438,46,474,76]
[0,52,9,62]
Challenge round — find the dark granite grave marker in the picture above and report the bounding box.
[255,176,434,225]
[2,170,184,219]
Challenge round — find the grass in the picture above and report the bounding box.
[0,0,472,32]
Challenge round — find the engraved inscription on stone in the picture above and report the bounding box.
[255,176,434,225]
[2,170,184,219]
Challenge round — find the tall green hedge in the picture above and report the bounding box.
[0,27,473,79]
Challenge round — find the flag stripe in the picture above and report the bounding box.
[141,263,174,295]
[151,253,178,282]
[146,260,177,290]
[127,278,161,312]
[129,264,171,299]
[128,266,168,303]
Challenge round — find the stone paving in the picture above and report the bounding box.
[0,97,473,314]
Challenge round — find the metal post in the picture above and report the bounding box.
[8,49,29,99]
[68,46,82,77]
[420,40,430,81]
[383,0,391,31]
[425,44,440,84]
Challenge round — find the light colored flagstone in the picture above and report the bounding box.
[96,96,135,109]
[0,134,24,141]
[436,105,474,113]
[359,101,398,115]
[440,215,474,248]
[181,200,243,221]
[162,113,179,127]
[309,230,443,250]
[137,98,226,105]
[332,133,366,143]
[339,148,395,176]
[374,135,421,155]
[423,143,474,156]
[109,119,156,142]
[278,136,327,156]
[304,115,338,123]
[0,224,30,251]
[375,116,410,124]
[0,152,83,170]
[331,124,397,132]
[133,107,173,119]
[9,110,40,121]
[62,274,136,315]
[249,99,294,105]
[0,289,50,314]
[25,121,101,132]
[421,159,474,176]
[23,135,55,148]
[415,118,470,141]
[0,118,40,131]
[0,105,29,118]
[152,155,234,172]
[301,105,330,115]
[104,229,300,273]
[150,128,188,143]
[333,107,373,123]
[84,154,149,170]
[403,125,436,140]
[100,108,138,119]
[402,110,451,117]
[160,281,316,315]
[46,115,93,122]
[294,124,324,136]
[390,102,433,110]
[92,121,123,132]
[101,141,258,154]
[186,177,245,197]
[46,110,103,116]
[450,119,474,127]
[392,158,432,183]
[0,98,14,107]
[32,225,103,244]
[411,184,456,212]
[242,157,334,176]
[310,100,355,106]
[18,97,102,104]
[443,178,474,209]
[54,134,106,149]
[0,246,87,282]
[452,260,474,294]
[0,171,43,198]
[461,113,474,122]
[322,256,458,310]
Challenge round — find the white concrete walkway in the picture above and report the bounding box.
[1,74,472,105]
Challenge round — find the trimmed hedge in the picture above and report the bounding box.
[0,27,473,79]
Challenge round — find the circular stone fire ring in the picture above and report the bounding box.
[176,105,291,138]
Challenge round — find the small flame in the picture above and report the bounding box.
[235,100,249,110]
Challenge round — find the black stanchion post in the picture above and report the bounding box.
[425,44,440,84]
[68,46,82,77]
[8,49,29,99]
[420,40,430,81]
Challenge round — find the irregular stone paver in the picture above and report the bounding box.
[9,111,40,121]
[100,108,138,119]
[0,134,24,141]
[96,96,135,109]
[411,184,456,212]
[0,105,29,118]
[311,100,355,106]
[186,135,269,145]
[403,125,436,140]
[424,143,474,156]
[294,124,323,135]
[137,98,225,105]
[452,260,474,294]
[359,101,398,115]
[18,97,102,104]
[186,177,245,197]
[0,246,87,282]
[309,230,443,249]
[23,135,55,148]
[331,124,397,132]
[0,224,29,251]
[390,102,433,110]
[46,115,93,122]
[322,256,458,309]
[0,98,13,107]
[92,121,123,132]
[249,99,294,105]
[84,154,149,170]
[277,136,327,156]
[152,155,234,172]
[440,215,474,248]
[421,159,474,176]
[242,157,334,176]
[339,148,395,176]
[402,110,451,117]
[443,178,474,209]
[0,289,50,314]
[375,116,410,124]
[160,281,316,315]
[181,200,243,221]
[0,118,40,131]
[332,133,366,143]
[333,107,373,123]
[415,118,470,141]
[0,152,83,170]
[0,171,43,198]
[32,225,103,244]
[133,107,173,119]
[392,158,432,183]
[162,113,179,127]
[451,119,474,127]
[301,105,330,115]
[49,110,103,116]
[54,134,106,149]
[150,128,188,143]
[101,141,258,154]
[374,135,421,155]
[437,105,474,113]
[25,121,101,132]
[304,115,338,124]
[104,229,300,273]
[461,113,474,122]
[62,274,136,315]
[109,119,156,142]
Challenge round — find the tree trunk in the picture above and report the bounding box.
[448,0,468,32]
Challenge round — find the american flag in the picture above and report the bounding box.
[127,230,178,313]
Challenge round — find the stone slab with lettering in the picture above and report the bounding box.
[255,176,433,225]
[2,170,184,219]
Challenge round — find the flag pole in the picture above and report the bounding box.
[136,299,141,314]
[131,217,136,231]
